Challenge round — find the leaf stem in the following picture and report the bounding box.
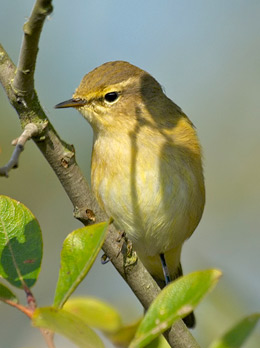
[40,328,56,348]
[23,284,37,311]
[4,299,33,318]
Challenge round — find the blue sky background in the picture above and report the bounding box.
[1,1,259,347]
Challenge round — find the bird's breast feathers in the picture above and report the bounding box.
[91,126,204,256]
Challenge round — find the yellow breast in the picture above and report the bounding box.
[91,114,205,258]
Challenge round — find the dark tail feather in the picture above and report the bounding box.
[154,262,196,329]
[183,310,196,328]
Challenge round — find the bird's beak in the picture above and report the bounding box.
[55,98,87,109]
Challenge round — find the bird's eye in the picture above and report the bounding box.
[104,92,119,103]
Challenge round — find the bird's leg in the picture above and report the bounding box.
[124,234,138,266]
[101,230,127,264]
[115,232,138,266]
[160,253,171,285]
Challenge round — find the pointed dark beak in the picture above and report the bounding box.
[55,98,87,109]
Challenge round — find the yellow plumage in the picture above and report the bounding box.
[56,61,205,326]
[90,104,204,281]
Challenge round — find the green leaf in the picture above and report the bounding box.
[145,335,170,348]
[54,221,109,308]
[32,306,104,348]
[64,296,122,332]
[106,319,170,348]
[0,195,42,288]
[0,282,18,303]
[106,318,142,348]
[130,269,222,348]
[208,313,260,348]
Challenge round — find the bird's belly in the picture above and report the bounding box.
[91,137,204,256]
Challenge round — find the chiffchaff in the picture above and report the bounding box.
[56,61,205,327]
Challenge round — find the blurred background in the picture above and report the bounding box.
[0,0,259,347]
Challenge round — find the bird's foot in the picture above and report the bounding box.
[101,253,110,264]
[115,231,126,257]
[125,238,138,266]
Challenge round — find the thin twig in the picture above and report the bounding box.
[23,282,37,311]
[0,123,39,177]
[12,0,53,96]
[4,298,56,348]
[3,299,33,318]
[40,329,56,348]
[4,293,56,347]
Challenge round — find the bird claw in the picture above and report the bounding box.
[101,253,110,264]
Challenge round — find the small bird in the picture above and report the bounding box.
[55,61,205,327]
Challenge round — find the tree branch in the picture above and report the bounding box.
[0,123,39,177]
[0,2,200,347]
[12,0,53,96]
